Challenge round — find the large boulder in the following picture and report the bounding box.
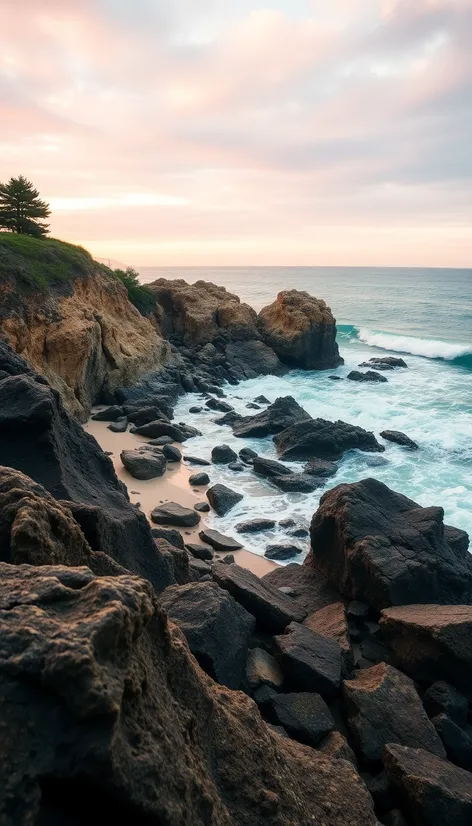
[206,483,244,516]
[384,743,472,826]
[258,290,343,370]
[0,362,174,591]
[274,419,384,461]
[343,663,446,763]
[0,561,378,826]
[274,622,342,698]
[159,581,255,689]
[380,604,472,694]
[213,563,307,633]
[232,396,311,438]
[225,340,284,379]
[120,449,166,480]
[308,478,472,610]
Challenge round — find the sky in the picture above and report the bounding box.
[1,0,471,266]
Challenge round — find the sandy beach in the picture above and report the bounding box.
[85,416,276,577]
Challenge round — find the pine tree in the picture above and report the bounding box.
[0,176,50,237]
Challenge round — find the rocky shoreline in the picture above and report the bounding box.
[0,263,471,825]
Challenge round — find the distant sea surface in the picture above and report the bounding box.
[138,266,472,556]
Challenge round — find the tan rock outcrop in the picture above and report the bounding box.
[258,289,343,369]
[1,270,169,421]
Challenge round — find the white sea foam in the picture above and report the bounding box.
[356,328,472,361]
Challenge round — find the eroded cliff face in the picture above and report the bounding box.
[0,270,169,421]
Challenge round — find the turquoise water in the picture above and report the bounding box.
[140,266,472,557]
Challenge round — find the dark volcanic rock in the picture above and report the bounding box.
[92,405,124,421]
[271,473,321,493]
[361,356,408,369]
[0,560,378,826]
[126,404,172,426]
[228,461,244,471]
[151,527,185,549]
[134,420,201,441]
[271,693,335,747]
[225,340,283,378]
[213,563,307,633]
[0,369,173,591]
[432,714,472,771]
[384,743,472,826]
[252,456,292,478]
[275,419,384,461]
[347,370,388,383]
[189,471,210,486]
[160,581,255,689]
[162,444,182,462]
[206,483,244,516]
[263,563,340,615]
[211,444,238,464]
[185,543,214,561]
[304,602,353,676]
[121,449,167,480]
[232,396,311,438]
[309,478,472,610]
[380,430,419,449]
[239,447,258,464]
[151,502,201,527]
[380,605,472,694]
[274,622,342,698]
[206,397,233,413]
[343,663,445,763]
[108,417,128,433]
[199,529,243,552]
[422,682,469,727]
[258,290,343,370]
[214,411,243,426]
[235,518,277,533]
[265,544,302,561]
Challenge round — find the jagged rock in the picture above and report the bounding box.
[189,471,210,486]
[263,563,340,615]
[225,340,283,378]
[274,622,342,698]
[108,417,128,433]
[384,743,472,826]
[380,605,472,694]
[121,449,167,480]
[199,529,243,552]
[228,462,244,471]
[246,648,283,690]
[134,420,201,441]
[304,602,354,676]
[254,395,271,404]
[265,544,301,561]
[309,478,472,610]
[0,365,173,591]
[151,502,201,528]
[252,456,292,478]
[213,563,307,632]
[235,518,277,533]
[206,398,233,413]
[92,405,124,421]
[186,543,214,561]
[239,447,258,464]
[316,731,357,765]
[162,444,182,462]
[233,396,311,439]
[206,483,243,516]
[211,444,238,464]
[361,356,408,369]
[258,290,343,370]
[343,663,446,763]
[151,527,185,549]
[271,473,321,493]
[160,581,255,689]
[347,370,388,383]
[275,419,384,461]
[271,693,335,747]
[423,682,469,727]
[380,430,419,449]
[0,561,378,826]
[432,714,472,771]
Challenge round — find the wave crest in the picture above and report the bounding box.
[337,324,472,365]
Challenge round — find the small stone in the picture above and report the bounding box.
[265,544,301,561]
[206,483,243,516]
[163,444,182,462]
[189,472,210,486]
[235,518,276,534]
[194,501,210,513]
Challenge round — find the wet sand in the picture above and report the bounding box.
[84,417,276,577]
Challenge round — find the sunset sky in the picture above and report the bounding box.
[1,0,471,266]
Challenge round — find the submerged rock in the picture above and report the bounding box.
[235,518,277,533]
[258,290,344,370]
[265,544,302,561]
[271,692,335,747]
[189,471,210,486]
[275,419,384,461]
[92,405,124,421]
[211,444,238,464]
[108,417,128,433]
[271,473,321,493]
[309,478,472,609]
[252,456,292,478]
[134,420,201,441]
[360,356,408,369]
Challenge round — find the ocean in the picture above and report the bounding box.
[138,266,472,560]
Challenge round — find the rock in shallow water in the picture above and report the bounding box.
[275,418,384,461]
[206,483,243,516]
[233,396,310,438]
[347,370,388,383]
[265,544,302,561]
[380,430,419,449]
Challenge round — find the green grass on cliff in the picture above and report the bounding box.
[0,233,156,315]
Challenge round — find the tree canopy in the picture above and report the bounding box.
[0,176,50,237]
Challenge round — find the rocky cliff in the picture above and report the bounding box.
[0,235,169,421]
